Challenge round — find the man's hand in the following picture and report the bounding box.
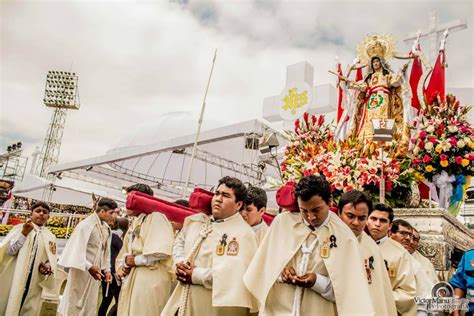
[38,261,52,275]
[281,266,297,284]
[125,255,136,267]
[117,267,131,280]
[293,272,317,288]
[21,220,34,237]
[105,271,113,283]
[88,265,104,281]
[176,261,194,284]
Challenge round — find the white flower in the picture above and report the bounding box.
[464,137,471,144]
[448,125,458,133]
[426,125,435,133]
[425,142,434,151]
[457,140,466,148]
[413,147,420,155]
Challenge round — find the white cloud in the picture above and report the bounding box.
[1,0,472,168]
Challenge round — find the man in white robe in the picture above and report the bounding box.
[162,176,258,316]
[58,197,117,316]
[408,228,439,285]
[244,175,374,316]
[241,185,269,245]
[337,190,397,316]
[367,204,417,315]
[0,202,57,316]
[116,183,175,315]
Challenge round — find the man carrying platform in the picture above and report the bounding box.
[244,175,374,315]
[162,176,258,316]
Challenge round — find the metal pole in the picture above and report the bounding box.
[182,49,217,198]
[379,143,385,204]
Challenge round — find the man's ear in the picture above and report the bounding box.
[236,201,243,212]
[258,207,266,214]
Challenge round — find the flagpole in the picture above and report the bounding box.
[182,49,217,198]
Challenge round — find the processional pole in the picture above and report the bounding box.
[182,49,217,198]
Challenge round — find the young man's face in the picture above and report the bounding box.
[97,208,117,226]
[367,210,391,241]
[389,224,414,252]
[212,184,243,220]
[241,203,265,227]
[298,195,329,227]
[31,206,50,226]
[339,202,369,237]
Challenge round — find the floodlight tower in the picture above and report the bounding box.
[36,71,80,179]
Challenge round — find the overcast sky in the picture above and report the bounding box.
[1,0,473,167]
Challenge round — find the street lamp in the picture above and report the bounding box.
[372,119,395,204]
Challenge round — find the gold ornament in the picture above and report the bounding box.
[357,34,396,65]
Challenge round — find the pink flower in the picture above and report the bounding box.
[413,158,422,164]
[419,131,427,139]
[455,156,463,164]
[423,155,431,163]
[428,137,438,144]
[449,137,458,147]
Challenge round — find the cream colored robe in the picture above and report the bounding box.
[413,250,438,285]
[0,224,57,316]
[255,221,269,245]
[378,238,417,315]
[58,213,111,316]
[117,212,174,315]
[244,212,374,316]
[358,232,397,316]
[162,212,258,316]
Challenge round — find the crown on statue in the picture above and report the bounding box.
[357,34,396,65]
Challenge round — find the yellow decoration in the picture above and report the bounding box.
[462,159,470,167]
[425,165,434,172]
[281,88,308,115]
[435,145,443,153]
[440,160,449,167]
[356,34,396,65]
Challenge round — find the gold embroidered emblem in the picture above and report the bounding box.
[388,262,396,278]
[226,237,239,256]
[49,241,57,255]
[216,233,228,256]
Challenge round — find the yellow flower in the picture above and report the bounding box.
[435,145,443,153]
[414,172,425,181]
[469,142,474,149]
[425,165,434,172]
[462,159,470,167]
[440,160,449,167]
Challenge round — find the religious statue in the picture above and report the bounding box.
[332,34,428,142]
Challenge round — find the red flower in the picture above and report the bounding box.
[318,115,324,126]
[385,180,393,192]
[423,155,431,163]
[455,156,463,164]
[437,124,444,136]
[440,154,448,161]
[428,136,438,144]
[449,137,457,147]
[295,119,300,132]
[303,112,309,124]
[312,115,317,124]
[419,130,427,139]
[418,141,425,149]
[413,158,422,164]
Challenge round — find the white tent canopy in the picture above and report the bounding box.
[50,119,288,207]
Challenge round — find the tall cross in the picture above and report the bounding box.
[403,11,467,65]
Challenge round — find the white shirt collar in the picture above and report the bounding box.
[376,235,389,245]
[302,212,330,231]
[251,219,264,232]
[211,211,240,223]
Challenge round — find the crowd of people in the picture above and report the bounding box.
[1,175,473,316]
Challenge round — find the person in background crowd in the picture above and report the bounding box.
[241,185,269,244]
[99,216,129,316]
[58,198,117,316]
[116,184,175,315]
[450,249,474,316]
[407,227,439,285]
[0,202,57,316]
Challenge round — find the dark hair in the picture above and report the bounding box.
[390,219,413,234]
[245,186,267,210]
[116,217,129,236]
[295,175,331,204]
[217,176,247,203]
[365,57,390,83]
[174,199,189,207]
[373,203,394,223]
[31,201,50,213]
[126,183,154,196]
[96,198,118,212]
[337,190,373,215]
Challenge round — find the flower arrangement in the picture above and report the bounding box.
[409,95,474,181]
[281,112,414,206]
